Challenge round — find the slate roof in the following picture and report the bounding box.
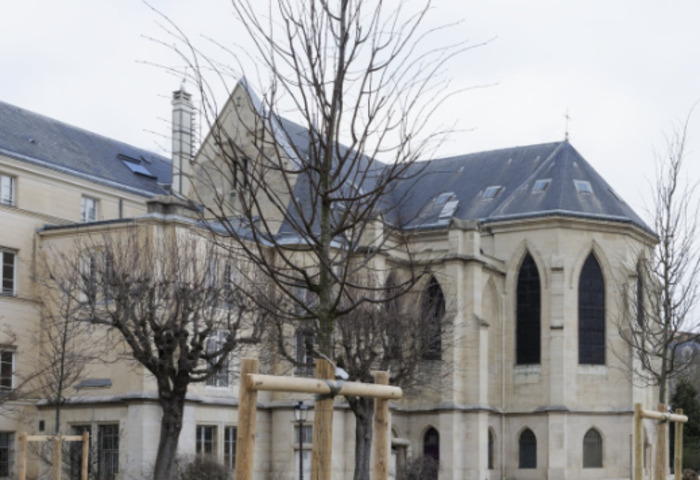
[0,100,171,196]
[387,141,653,234]
[0,91,651,237]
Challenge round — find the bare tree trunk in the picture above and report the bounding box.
[153,395,186,480]
[348,396,374,480]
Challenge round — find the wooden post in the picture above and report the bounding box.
[235,358,260,480]
[18,432,27,480]
[311,358,334,480]
[52,434,63,480]
[655,404,667,480]
[674,408,683,480]
[81,431,89,480]
[373,371,390,480]
[635,403,643,480]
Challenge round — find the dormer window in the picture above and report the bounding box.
[483,186,503,199]
[531,179,551,193]
[123,160,155,178]
[574,180,593,194]
[119,154,156,178]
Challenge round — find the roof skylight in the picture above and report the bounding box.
[435,192,454,206]
[483,186,503,199]
[532,179,551,192]
[122,159,156,178]
[439,200,459,219]
[574,180,593,193]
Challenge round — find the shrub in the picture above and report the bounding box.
[177,455,230,480]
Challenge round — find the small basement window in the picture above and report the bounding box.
[574,180,593,194]
[532,179,551,193]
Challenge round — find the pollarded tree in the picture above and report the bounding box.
[40,222,262,480]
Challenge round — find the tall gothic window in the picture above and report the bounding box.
[421,277,445,360]
[516,253,540,365]
[519,428,537,469]
[583,428,603,468]
[579,254,605,365]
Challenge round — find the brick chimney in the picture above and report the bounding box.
[171,85,195,197]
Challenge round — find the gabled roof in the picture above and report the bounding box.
[0,100,171,196]
[231,78,650,236]
[389,141,653,234]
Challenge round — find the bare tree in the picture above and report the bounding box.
[34,250,111,435]
[152,1,467,477]
[616,111,700,480]
[619,111,700,406]
[264,272,453,480]
[41,225,262,480]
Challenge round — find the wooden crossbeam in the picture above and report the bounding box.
[18,431,89,480]
[246,373,402,399]
[634,403,688,480]
[236,358,401,480]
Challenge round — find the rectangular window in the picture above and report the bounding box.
[0,175,14,206]
[98,424,119,480]
[70,425,92,480]
[0,432,13,477]
[1,250,16,296]
[224,426,237,470]
[294,424,313,445]
[81,196,98,223]
[206,331,230,388]
[196,425,216,457]
[0,350,14,393]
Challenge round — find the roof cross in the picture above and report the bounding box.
[564,109,571,141]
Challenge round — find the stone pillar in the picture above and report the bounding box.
[548,255,567,406]
[547,412,568,480]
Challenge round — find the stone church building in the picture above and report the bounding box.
[0,79,658,480]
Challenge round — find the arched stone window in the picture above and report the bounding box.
[583,428,603,468]
[579,253,605,365]
[488,428,495,470]
[518,428,537,468]
[421,277,445,360]
[516,254,541,365]
[423,427,440,479]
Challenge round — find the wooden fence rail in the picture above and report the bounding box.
[18,431,89,480]
[235,357,401,480]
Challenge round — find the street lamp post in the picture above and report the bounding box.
[294,401,309,480]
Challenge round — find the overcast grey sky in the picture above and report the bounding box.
[2,0,699,217]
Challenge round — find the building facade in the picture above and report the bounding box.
[0,83,659,480]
